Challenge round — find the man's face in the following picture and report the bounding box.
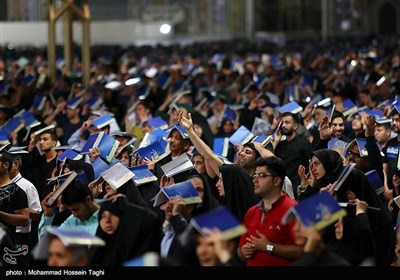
[238,146,257,169]
[281,116,297,136]
[252,166,275,197]
[168,130,187,155]
[392,113,400,134]
[47,238,86,266]
[374,125,391,145]
[330,117,345,138]
[192,155,206,174]
[65,201,91,221]
[313,108,326,125]
[38,133,56,152]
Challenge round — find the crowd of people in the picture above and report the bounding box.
[1,38,400,267]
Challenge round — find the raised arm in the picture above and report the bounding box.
[178,110,223,176]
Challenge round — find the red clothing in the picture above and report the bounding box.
[239,195,297,266]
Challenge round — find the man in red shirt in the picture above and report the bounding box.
[238,156,303,266]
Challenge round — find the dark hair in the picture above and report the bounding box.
[255,156,286,187]
[0,151,14,173]
[243,142,261,159]
[330,110,345,123]
[61,180,93,205]
[282,111,300,125]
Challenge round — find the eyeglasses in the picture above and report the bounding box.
[252,173,275,179]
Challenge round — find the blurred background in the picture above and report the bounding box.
[1,0,399,47]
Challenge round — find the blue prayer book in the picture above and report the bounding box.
[282,191,347,231]
[91,157,110,180]
[152,180,202,207]
[15,110,40,128]
[213,137,229,157]
[1,117,24,133]
[57,148,82,162]
[128,164,158,186]
[229,125,254,146]
[333,163,356,191]
[346,138,368,157]
[47,171,78,205]
[147,116,168,130]
[0,130,9,145]
[21,73,35,86]
[91,114,113,129]
[191,207,247,240]
[365,169,384,195]
[278,101,303,114]
[32,95,46,111]
[80,132,119,163]
[137,139,169,163]
[342,99,358,117]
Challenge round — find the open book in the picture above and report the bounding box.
[229,125,254,146]
[96,161,134,190]
[137,139,169,163]
[128,164,158,186]
[251,134,273,147]
[333,163,356,191]
[32,226,105,260]
[282,191,347,231]
[190,207,247,240]
[213,137,229,158]
[47,171,78,205]
[81,132,120,163]
[160,152,194,178]
[152,180,202,207]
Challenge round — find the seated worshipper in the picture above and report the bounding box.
[326,199,376,266]
[48,157,95,226]
[238,156,301,266]
[91,195,160,267]
[177,109,259,221]
[38,180,100,240]
[156,174,217,266]
[298,149,392,266]
[290,193,350,266]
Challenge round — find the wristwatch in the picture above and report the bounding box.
[266,243,274,254]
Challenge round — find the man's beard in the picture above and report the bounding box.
[281,129,294,136]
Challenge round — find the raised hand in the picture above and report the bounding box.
[319,115,333,140]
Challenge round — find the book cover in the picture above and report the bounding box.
[137,139,169,163]
[342,99,358,117]
[285,84,299,102]
[128,164,158,186]
[346,138,367,158]
[15,110,40,128]
[99,161,134,190]
[1,117,24,133]
[21,73,36,86]
[152,180,202,207]
[213,137,229,157]
[91,157,110,180]
[191,206,247,240]
[251,134,273,147]
[251,117,271,136]
[32,95,47,111]
[95,132,120,163]
[147,116,168,130]
[86,96,103,111]
[91,114,113,129]
[123,252,160,267]
[32,226,105,260]
[282,191,347,231]
[365,169,384,195]
[33,124,55,138]
[394,195,400,208]
[278,101,303,114]
[47,171,78,205]
[301,76,317,90]
[331,139,347,158]
[333,163,356,191]
[328,104,336,123]
[160,153,194,178]
[229,125,254,146]
[57,148,82,162]
[0,141,11,152]
[81,132,99,154]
